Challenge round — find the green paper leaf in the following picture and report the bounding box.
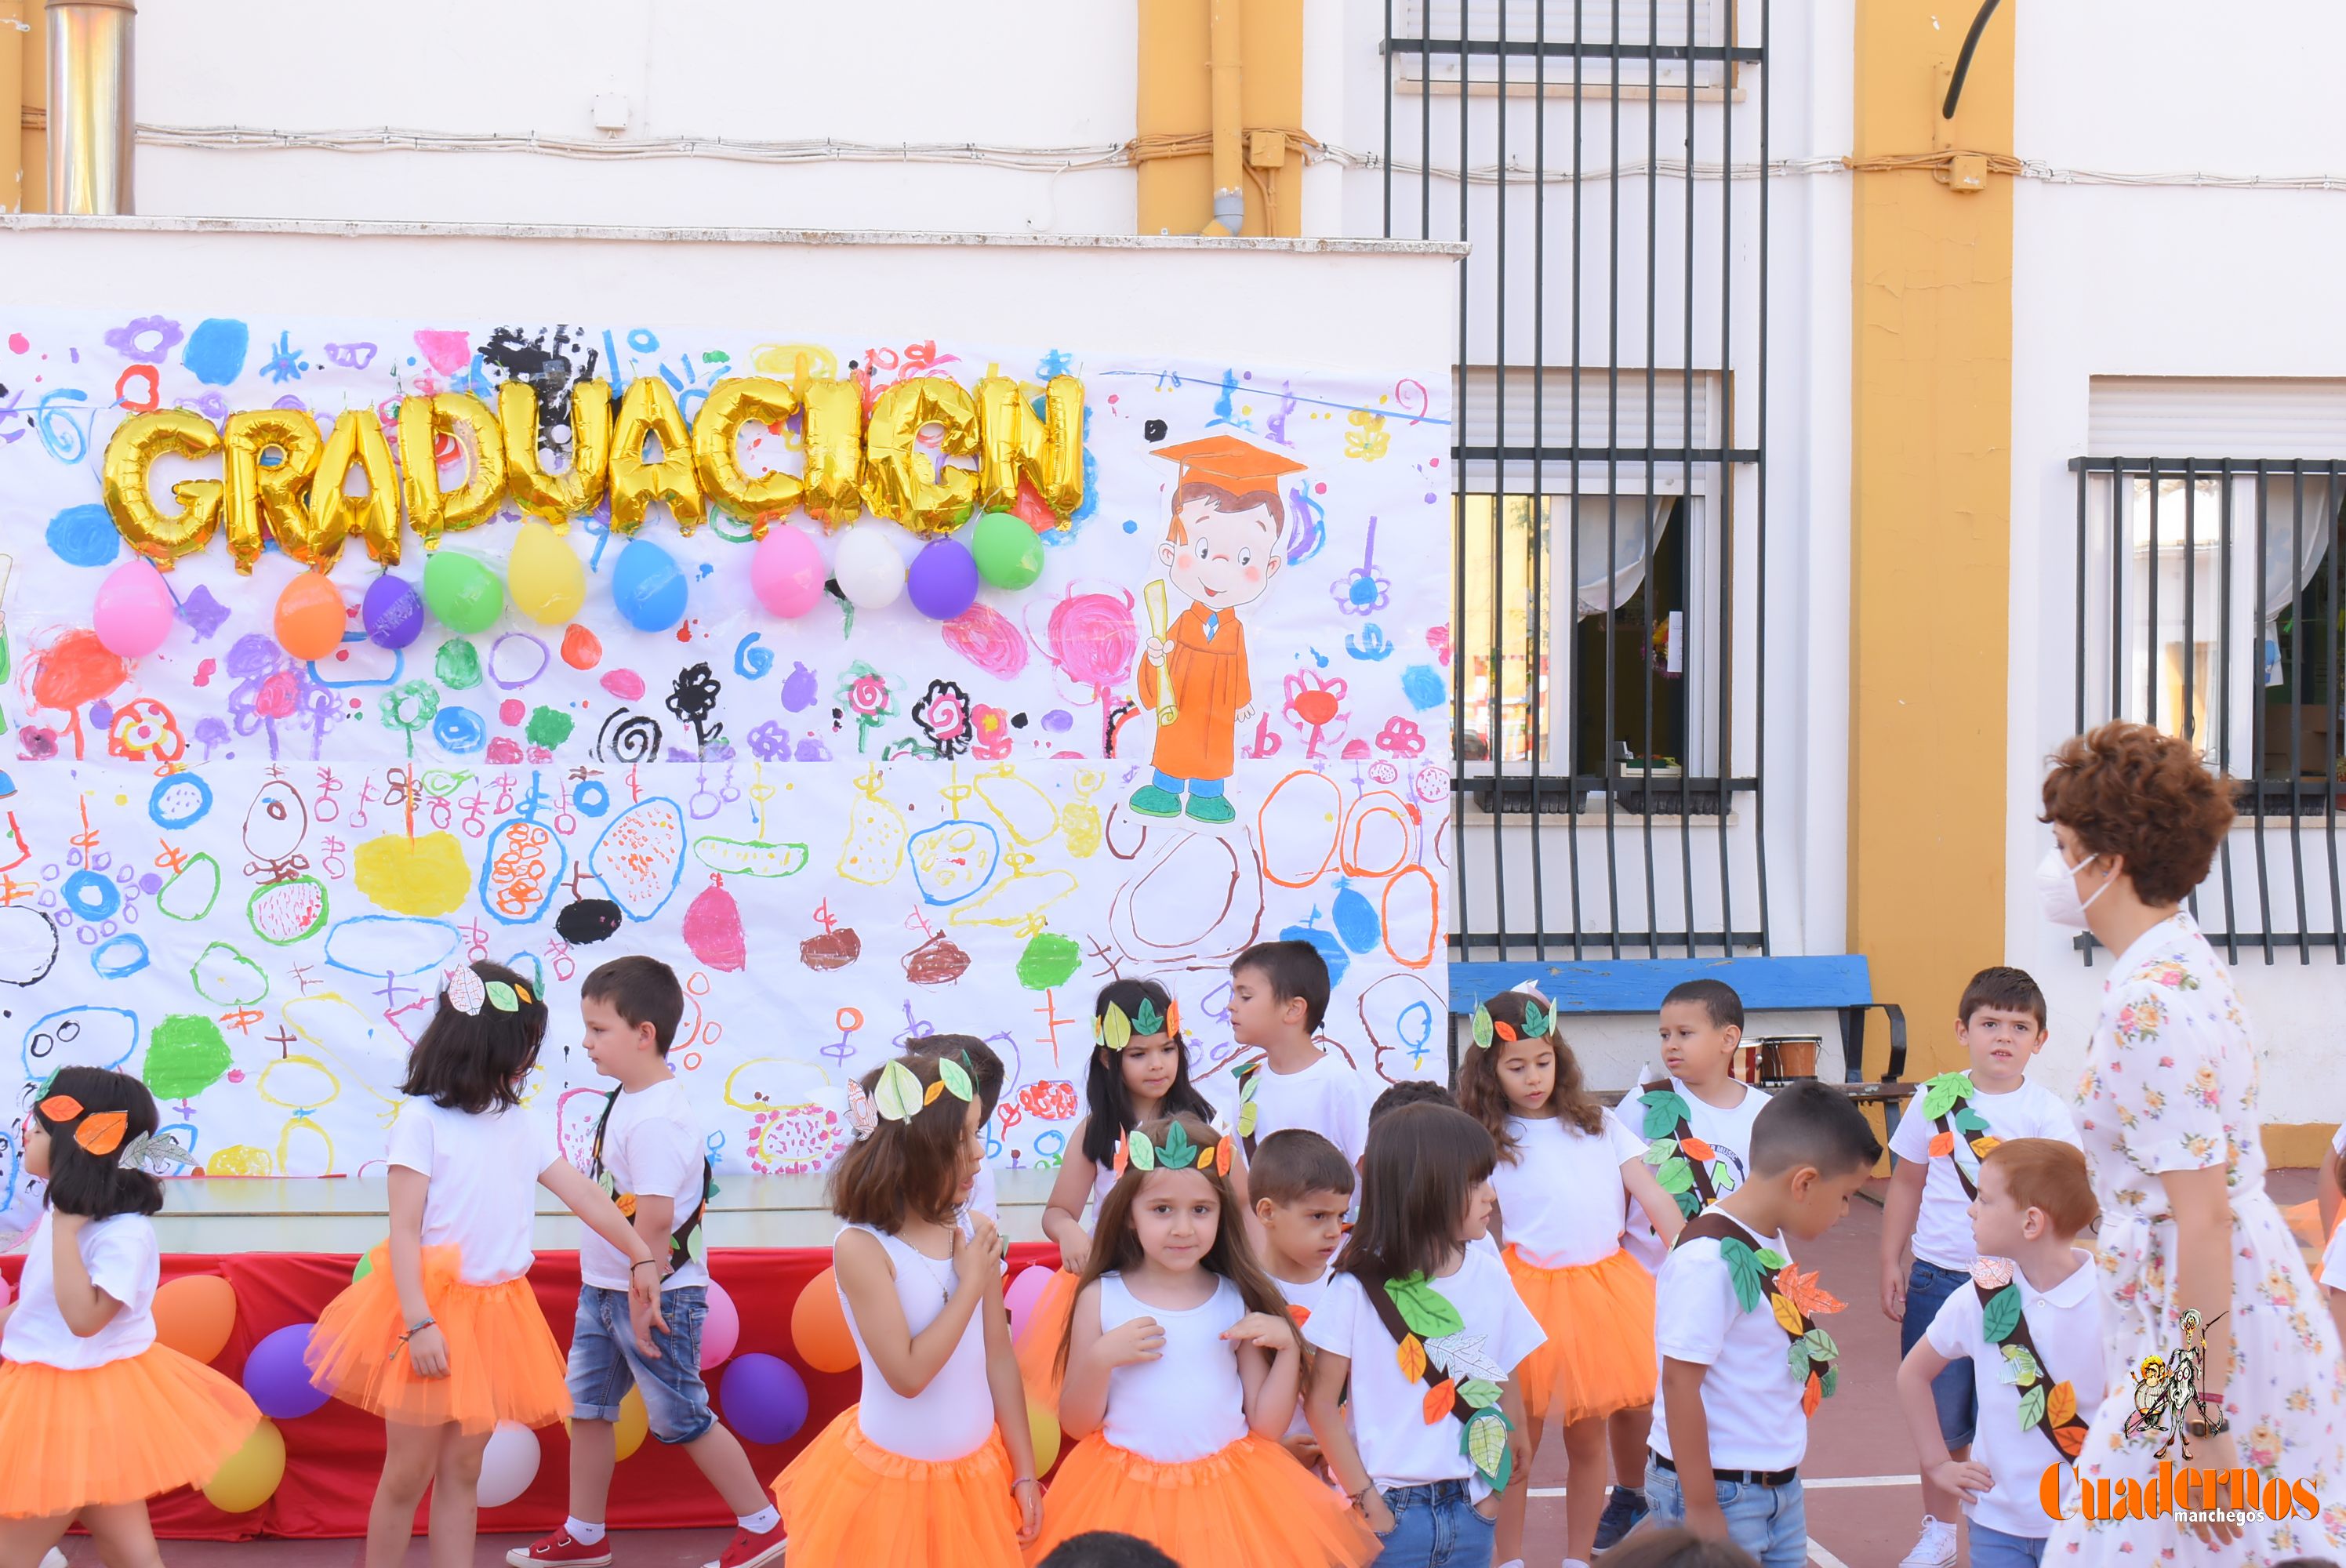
[1643,1137,1678,1165]
[1237,1100,1258,1138]
[1655,1156,1696,1194]
[937,1055,975,1103]
[2000,1343,2043,1386]
[1820,1366,1838,1399]
[1101,1002,1133,1052]
[1126,1127,1157,1171]
[1981,1283,2023,1345]
[2017,1382,2048,1432]
[1799,1327,1838,1363]
[1457,1378,1502,1410]
[687,1228,706,1262]
[1386,1275,1467,1340]
[1788,1339,1813,1379]
[874,1059,924,1121]
[1753,1247,1790,1272]
[1716,1238,1766,1315]
[1158,1120,1197,1170]
[1640,1090,1693,1140]
[1522,1000,1551,1039]
[484,979,519,1013]
[1470,1004,1494,1051]
[1462,1407,1512,1489]
[1133,996,1164,1035]
[1953,1105,1992,1135]
[1918,1070,1973,1123]
[1674,1188,1703,1219]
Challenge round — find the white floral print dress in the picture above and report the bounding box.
[2050,913,2346,1563]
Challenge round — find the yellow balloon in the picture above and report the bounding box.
[222,409,322,575]
[615,1387,649,1461]
[976,374,1085,524]
[799,376,866,529]
[102,409,223,568]
[202,1417,286,1514]
[507,520,586,625]
[293,408,401,569]
[398,391,507,545]
[500,378,612,529]
[693,376,801,537]
[861,376,978,535]
[609,376,706,536]
[1026,1401,1061,1473]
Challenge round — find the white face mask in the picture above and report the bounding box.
[2037,843,2108,929]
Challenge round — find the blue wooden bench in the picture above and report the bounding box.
[1447,956,1908,1113]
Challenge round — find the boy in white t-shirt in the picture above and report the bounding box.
[1897,1138,2104,1568]
[513,956,780,1568]
[1222,939,1371,1167]
[1248,1127,1355,1472]
[1879,967,2080,1568]
[1647,1081,1882,1568]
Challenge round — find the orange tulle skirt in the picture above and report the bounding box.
[1026,1432,1378,1568]
[0,1345,260,1519]
[1505,1243,1658,1426]
[772,1408,1026,1568]
[1013,1269,1079,1410]
[305,1243,567,1434]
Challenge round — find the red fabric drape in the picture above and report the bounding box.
[0,1243,1059,1540]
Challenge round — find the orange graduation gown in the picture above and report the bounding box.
[1138,602,1250,783]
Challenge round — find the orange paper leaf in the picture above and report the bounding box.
[2053,1423,2088,1457]
[1422,1377,1456,1425]
[74,1110,129,1156]
[1287,1303,1312,1327]
[2047,1381,2077,1428]
[35,1094,84,1124]
[1214,1138,1233,1177]
[1801,1369,1822,1417]
[1773,1262,1845,1318]
[1397,1333,1427,1383]
[1680,1137,1716,1162]
[1112,1141,1129,1178]
[923,1080,946,1105]
[1927,1130,1956,1157]
[1493,1020,1519,1043]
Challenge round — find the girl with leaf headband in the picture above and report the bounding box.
[306,961,669,1568]
[1027,1112,1377,1568]
[0,1066,260,1559]
[1019,978,1230,1409]
[773,1051,1042,1565]
[1459,986,1686,1568]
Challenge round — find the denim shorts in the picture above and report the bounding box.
[1901,1258,1978,1447]
[567,1283,713,1444]
[1643,1461,1807,1568]
[1370,1479,1496,1568]
[1968,1520,2049,1568]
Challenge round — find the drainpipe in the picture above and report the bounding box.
[45,0,131,215]
[0,2,25,212]
[1202,0,1243,234]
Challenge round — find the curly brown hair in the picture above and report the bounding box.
[2039,722,2233,908]
[1457,989,1606,1161]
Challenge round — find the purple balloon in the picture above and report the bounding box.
[904,539,980,621]
[719,1352,810,1446]
[362,574,425,650]
[242,1322,331,1419]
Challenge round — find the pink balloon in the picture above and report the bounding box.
[91,560,175,659]
[699,1278,740,1370]
[751,527,826,618]
[1006,1264,1055,1344]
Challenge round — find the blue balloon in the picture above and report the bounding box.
[612,539,688,633]
[719,1352,810,1446]
[242,1323,331,1419]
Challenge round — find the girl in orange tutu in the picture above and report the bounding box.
[0,1067,260,1566]
[771,1047,1042,1566]
[1022,979,1231,1409]
[1027,1112,1375,1568]
[1460,985,1685,1568]
[303,960,666,1568]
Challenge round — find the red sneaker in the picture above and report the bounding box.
[705,1519,787,1568]
[507,1530,613,1567]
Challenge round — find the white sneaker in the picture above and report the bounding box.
[1900,1515,1959,1568]
[41,1551,68,1568]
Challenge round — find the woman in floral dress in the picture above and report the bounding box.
[2039,723,2346,1563]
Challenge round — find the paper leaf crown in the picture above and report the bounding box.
[444,964,534,1018]
[1110,1116,1235,1179]
[1095,993,1182,1051]
[1468,985,1554,1051]
[845,1051,979,1142]
[37,1094,195,1172]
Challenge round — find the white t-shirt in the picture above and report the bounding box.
[1,1210,160,1369]
[1226,1051,1371,1165]
[1649,1210,1807,1472]
[1493,1114,1649,1269]
[1273,1266,1337,1440]
[385,1097,561,1285]
[1099,1272,1248,1463]
[579,1077,708,1292]
[1306,1248,1546,1501]
[1887,1078,2080,1269]
[840,1223,995,1462]
[1612,1077,1770,1272]
[1923,1252,2104,1539]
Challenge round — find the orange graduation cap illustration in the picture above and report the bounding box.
[1129,434,1308,824]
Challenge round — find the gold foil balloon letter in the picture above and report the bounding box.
[298,408,402,569]
[977,374,1085,524]
[798,376,866,529]
[608,376,706,536]
[861,376,978,535]
[500,378,611,528]
[222,408,322,575]
[103,409,224,568]
[398,391,508,546]
[693,377,802,538]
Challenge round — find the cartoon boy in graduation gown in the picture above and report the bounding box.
[1128,435,1306,825]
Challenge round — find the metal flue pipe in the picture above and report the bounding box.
[45,0,131,214]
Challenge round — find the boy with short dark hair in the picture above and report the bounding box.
[908,1033,1006,1221]
[1249,1127,1356,1469]
[511,956,781,1568]
[1880,966,2079,1568]
[1370,1078,1458,1123]
[1647,1081,1883,1568]
[1222,940,1369,1167]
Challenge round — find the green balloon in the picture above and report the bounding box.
[352,1253,374,1283]
[969,510,1045,590]
[422,551,504,633]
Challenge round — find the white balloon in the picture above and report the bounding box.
[833,526,906,610]
[476,1420,541,1508]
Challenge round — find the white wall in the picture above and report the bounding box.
[2010,0,2346,1122]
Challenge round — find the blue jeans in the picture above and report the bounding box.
[1643,1463,1807,1568]
[567,1284,713,1444]
[1968,1521,2048,1567]
[1153,769,1225,798]
[1901,1258,1978,1446]
[1370,1479,1496,1568]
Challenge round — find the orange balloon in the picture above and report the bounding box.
[274,572,347,661]
[152,1273,237,1363]
[790,1266,858,1374]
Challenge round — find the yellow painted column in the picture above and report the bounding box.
[1848,4,2014,1082]
[1237,0,1302,237]
[1136,0,1305,237]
